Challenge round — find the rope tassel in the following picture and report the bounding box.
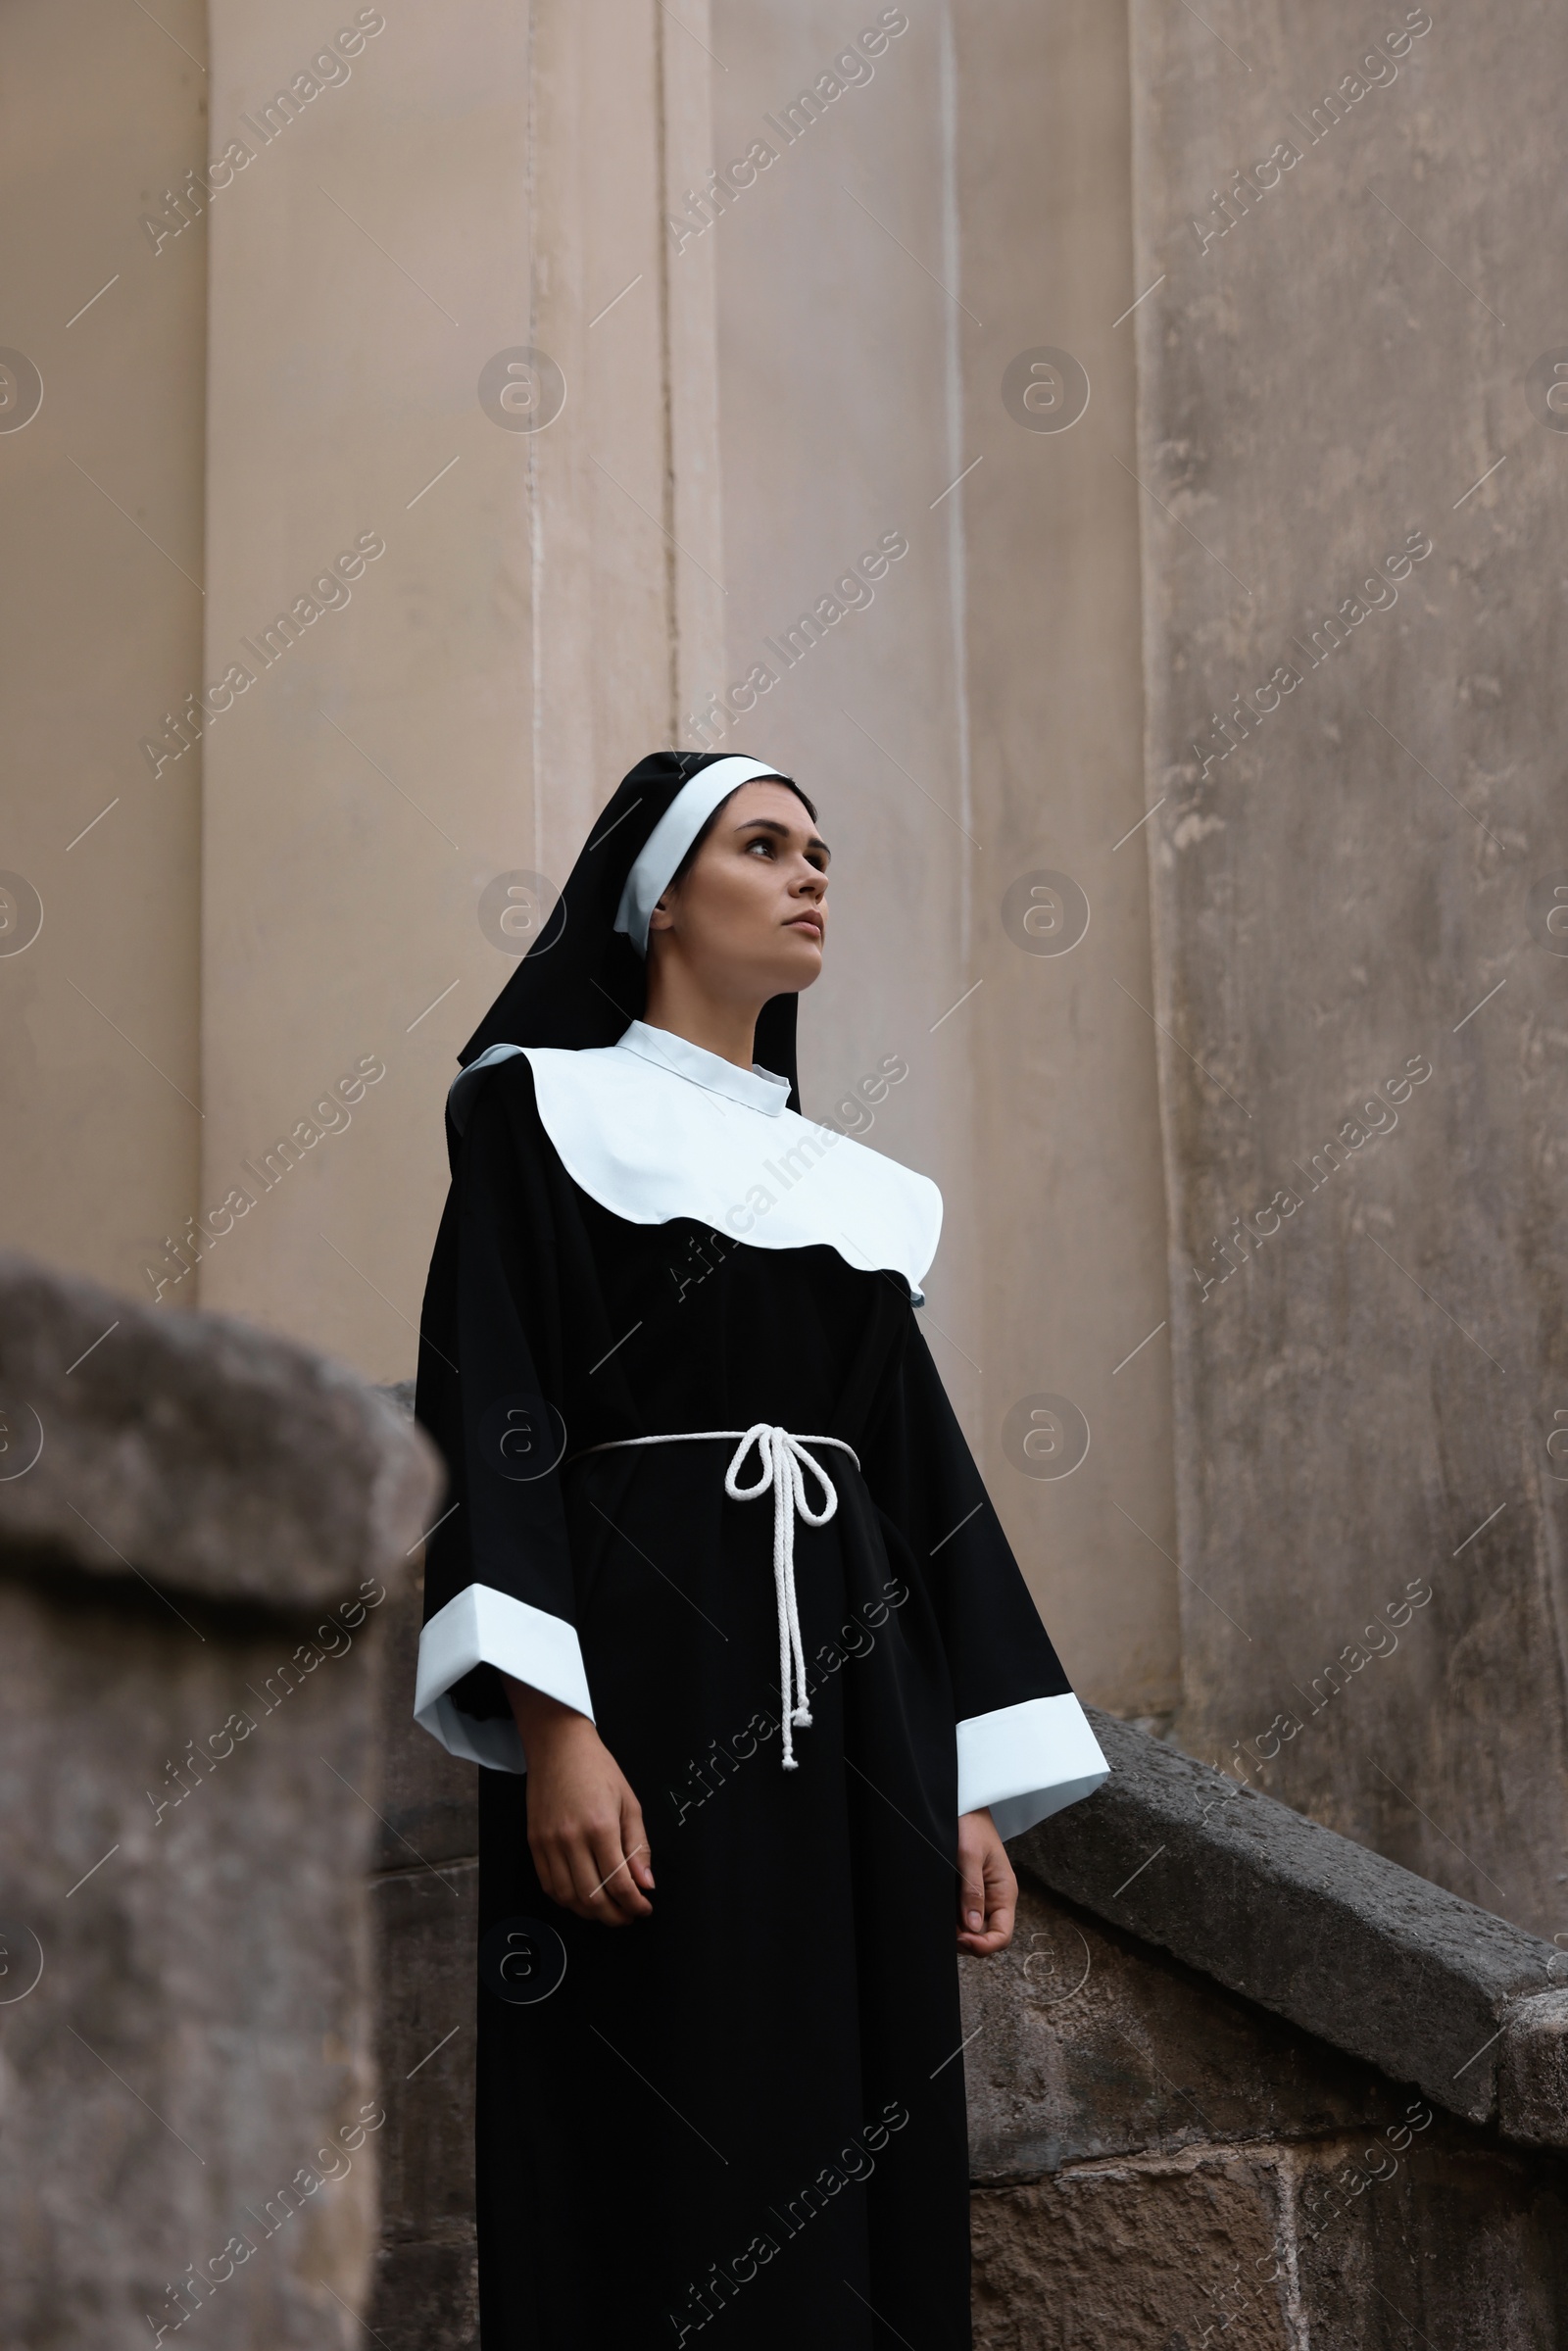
[723,1424,841,1769]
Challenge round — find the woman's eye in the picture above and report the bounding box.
[745,837,772,857]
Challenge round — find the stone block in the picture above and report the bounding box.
[1293,2127,1568,2349]
[366,1382,479,2348]
[366,1861,479,2351]
[0,1565,390,2348]
[1498,1989,1568,2149]
[972,2151,1293,2350]
[368,2237,480,2351]
[0,1252,440,1612]
[369,1861,479,2248]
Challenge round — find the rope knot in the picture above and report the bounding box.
[575,1425,859,1776]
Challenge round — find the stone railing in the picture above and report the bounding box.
[1020,1709,1568,2141]
[0,1254,439,2351]
[962,1710,1568,2346]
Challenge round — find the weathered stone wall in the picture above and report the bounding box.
[0,1258,439,2350]
[1125,0,1568,1933]
[969,1891,1568,2351]
[367,1383,480,2351]
[964,1712,1568,2346]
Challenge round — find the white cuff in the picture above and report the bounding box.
[414,1583,595,1774]
[956,1692,1108,1840]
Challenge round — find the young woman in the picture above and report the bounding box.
[414,749,1107,2348]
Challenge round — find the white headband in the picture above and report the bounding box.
[612,756,793,955]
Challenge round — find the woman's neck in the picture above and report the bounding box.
[640,968,763,1072]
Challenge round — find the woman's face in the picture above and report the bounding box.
[649,780,830,1002]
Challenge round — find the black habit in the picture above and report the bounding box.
[413,753,1106,2348]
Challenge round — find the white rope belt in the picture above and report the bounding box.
[576,1425,860,1770]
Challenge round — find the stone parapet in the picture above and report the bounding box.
[0,1256,441,2350]
[1014,1709,1566,2141]
[0,1251,432,1613]
[962,1718,1568,2345]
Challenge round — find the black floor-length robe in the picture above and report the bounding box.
[414,1037,1103,2349]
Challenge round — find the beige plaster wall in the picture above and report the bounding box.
[193,0,722,1374]
[6,0,1175,1719]
[0,0,208,1298]
[956,0,1176,1717]
[708,1,1178,1713]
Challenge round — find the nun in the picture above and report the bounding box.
[413,751,1108,2348]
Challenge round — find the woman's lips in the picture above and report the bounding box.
[786,915,823,940]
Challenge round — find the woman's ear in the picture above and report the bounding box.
[647,887,675,935]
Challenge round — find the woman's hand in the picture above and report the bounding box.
[956,1807,1016,1956]
[504,1678,656,1927]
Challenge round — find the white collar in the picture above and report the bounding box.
[612,1019,791,1116]
[448,1030,942,1289]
